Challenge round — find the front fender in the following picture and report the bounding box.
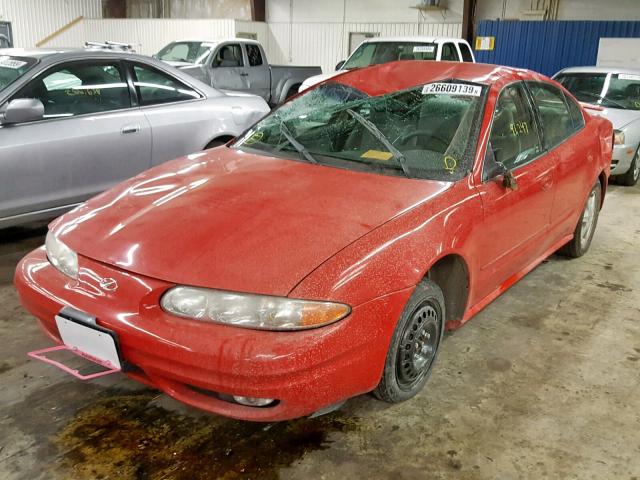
[289,179,483,308]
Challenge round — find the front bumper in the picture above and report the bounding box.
[14,248,412,421]
[611,143,638,175]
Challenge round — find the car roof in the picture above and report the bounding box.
[0,47,153,63]
[362,36,469,45]
[557,65,640,76]
[335,60,545,97]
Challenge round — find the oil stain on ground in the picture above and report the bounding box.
[53,390,359,480]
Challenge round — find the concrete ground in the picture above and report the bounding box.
[0,183,638,480]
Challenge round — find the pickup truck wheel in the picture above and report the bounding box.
[560,180,602,258]
[618,145,640,186]
[205,137,233,149]
[373,279,445,403]
[285,84,301,100]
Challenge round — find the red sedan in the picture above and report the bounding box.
[15,61,612,421]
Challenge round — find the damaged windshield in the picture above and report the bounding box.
[233,80,487,181]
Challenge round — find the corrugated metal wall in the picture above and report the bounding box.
[41,17,461,73]
[0,0,101,48]
[475,20,640,76]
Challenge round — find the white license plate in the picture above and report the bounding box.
[55,315,122,370]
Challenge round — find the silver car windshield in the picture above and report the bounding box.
[233,80,487,181]
[0,55,37,91]
[556,72,640,111]
[156,41,216,64]
[342,42,438,70]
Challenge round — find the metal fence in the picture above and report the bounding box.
[474,20,640,76]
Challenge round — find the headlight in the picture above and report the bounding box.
[45,231,78,279]
[614,130,625,145]
[160,286,350,331]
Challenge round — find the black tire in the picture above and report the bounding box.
[285,84,301,100]
[205,138,231,149]
[618,145,640,187]
[559,180,602,258]
[373,279,445,403]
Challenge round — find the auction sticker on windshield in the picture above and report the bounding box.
[413,45,435,53]
[0,56,27,69]
[422,83,482,96]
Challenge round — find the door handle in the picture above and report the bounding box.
[121,124,140,135]
[239,73,249,77]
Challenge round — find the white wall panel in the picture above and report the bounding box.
[0,0,101,48]
[45,18,236,55]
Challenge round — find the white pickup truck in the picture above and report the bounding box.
[156,38,321,105]
[300,36,476,92]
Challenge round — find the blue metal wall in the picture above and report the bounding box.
[474,20,640,76]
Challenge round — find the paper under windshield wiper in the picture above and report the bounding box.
[346,109,411,177]
[279,121,318,164]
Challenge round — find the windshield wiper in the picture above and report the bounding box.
[346,109,411,177]
[279,121,318,164]
[576,90,626,109]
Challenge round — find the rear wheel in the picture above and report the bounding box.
[618,145,640,186]
[559,180,602,258]
[373,279,445,403]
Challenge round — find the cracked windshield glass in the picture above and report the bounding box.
[233,80,486,181]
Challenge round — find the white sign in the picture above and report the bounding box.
[422,82,482,97]
[413,45,436,53]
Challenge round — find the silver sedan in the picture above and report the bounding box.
[554,66,640,186]
[0,48,269,228]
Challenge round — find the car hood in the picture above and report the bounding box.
[163,60,196,68]
[600,107,640,129]
[51,148,450,297]
[299,72,342,91]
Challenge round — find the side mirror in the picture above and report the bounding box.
[335,60,345,71]
[151,53,158,59]
[2,98,44,125]
[483,143,518,190]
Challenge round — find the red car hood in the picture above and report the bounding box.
[52,148,450,296]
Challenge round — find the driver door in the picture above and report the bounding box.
[0,59,151,222]
[210,43,249,92]
[474,82,557,301]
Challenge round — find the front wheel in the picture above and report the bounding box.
[559,180,602,258]
[618,145,640,186]
[373,279,445,403]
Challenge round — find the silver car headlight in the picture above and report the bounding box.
[614,129,625,145]
[45,231,78,279]
[160,286,351,331]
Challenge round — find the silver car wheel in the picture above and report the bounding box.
[633,150,640,182]
[580,190,597,249]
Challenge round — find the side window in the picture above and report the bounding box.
[459,42,474,62]
[563,90,585,131]
[489,83,543,171]
[526,81,578,149]
[15,61,130,119]
[213,44,244,68]
[441,43,460,61]
[246,44,263,67]
[132,64,200,106]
